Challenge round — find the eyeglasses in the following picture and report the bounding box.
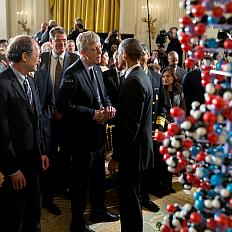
[53,39,67,44]
[86,45,102,52]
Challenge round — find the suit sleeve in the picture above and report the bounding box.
[56,72,95,122]
[0,83,19,175]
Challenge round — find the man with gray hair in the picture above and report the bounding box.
[108,38,153,232]
[57,31,119,232]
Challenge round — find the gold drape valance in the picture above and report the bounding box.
[49,0,120,33]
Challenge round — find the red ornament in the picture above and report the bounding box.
[166,204,176,213]
[201,79,210,87]
[186,173,195,183]
[224,39,232,49]
[190,212,202,224]
[201,71,211,81]
[215,214,229,227]
[163,154,170,161]
[181,43,192,52]
[212,96,225,108]
[196,151,206,162]
[213,6,223,18]
[207,133,218,144]
[178,33,191,44]
[170,106,185,118]
[200,181,210,190]
[206,218,217,230]
[201,64,212,71]
[153,131,165,142]
[194,23,206,35]
[192,5,205,18]
[167,123,180,136]
[159,145,168,155]
[203,111,216,125]
[161,224,171,232]
[183,138,193,149]
[179,16,192,26]
[226,2,232,13]
[185,58,195,68]
[194,49,205,60]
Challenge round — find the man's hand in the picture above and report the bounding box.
[104,106,116,120]
[10,170,26,190]
[108,159,119,175]
[41,155,49,171]
[0,172,4,187]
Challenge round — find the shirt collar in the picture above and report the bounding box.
[125,63,140,79]
[10,64,26,82]
[52,50,65,60]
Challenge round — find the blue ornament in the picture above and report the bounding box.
[205,38,218,48]
[207,16,219,24]
[226,183,232,193]
[210,174,223,186]
[194,199,204,211]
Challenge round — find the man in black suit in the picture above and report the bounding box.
[0,35,49,232]
[108,38,154,232]
[167,51,186,83]
[182,58,211,115]
[57,31,119,232]
[39,26,79,215]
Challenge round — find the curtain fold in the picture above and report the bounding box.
[49,0,120,33]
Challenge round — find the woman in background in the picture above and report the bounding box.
[161,67,186,195]
[100,49,110,72]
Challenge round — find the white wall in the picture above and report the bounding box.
[0,0,8,39]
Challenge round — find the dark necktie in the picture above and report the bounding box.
[89,68,102,108]
[119,74,125,92]
[23,77,33,108]
[54,56,62,97]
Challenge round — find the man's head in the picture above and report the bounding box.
[169,27,178,40]
[7,35,40,74]
[74,18,84,30]
[139,43,150,69]
[66,40,76,53]
[117,38,143,68]
[41,22,48,33]
[168,51,179,68]
[76,31,102,66]
[0,39,8,50]
[49,26,67,55]
[48,20,57,27]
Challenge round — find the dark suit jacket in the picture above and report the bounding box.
[175,66,187,83]
[39,51,79,88]
[0,67,45,175]
[56,59,111,152]
[112,66,154,174]
[34,69,55,154]
[102,68,120,109]
[147,69,167,131]
[182,69,205,115]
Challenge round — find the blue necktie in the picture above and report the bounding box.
[90,68,102,108]
[23,77,33,108]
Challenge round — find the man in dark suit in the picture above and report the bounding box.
[167,51,186,83]
[0,35,49,232]
[57,31,119,232]
[39,26,78,215]
[182,57,211,115]
[108,38,154,232]
[139,43,167,210]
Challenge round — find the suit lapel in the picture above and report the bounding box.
[63,52,70,72]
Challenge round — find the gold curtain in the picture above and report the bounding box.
[49,0,120,33]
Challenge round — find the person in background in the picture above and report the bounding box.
[40,41,52,53]
[66,39,77,53]
[100,49,110,72]
[39,26,78,215]
[0,48,9,73]
[161,67,186,195]
[108,38,153,232]
[34,22,48,43]
[139,43,167,209]
[0,172,4,187]
[0,35,49,232]
[57,31,119,232]
[39,19,57,45]
[166,27,183,67]
[0,39,8,50]
[67,18,87,50]
[167,51,186,83]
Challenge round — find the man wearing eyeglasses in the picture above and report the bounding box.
[38,26,78,215]
[57,31,119,232]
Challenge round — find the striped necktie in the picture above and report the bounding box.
[23,76,33,108]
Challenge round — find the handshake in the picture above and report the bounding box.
[93,106,116,124]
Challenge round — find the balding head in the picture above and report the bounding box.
[168,51,179,68]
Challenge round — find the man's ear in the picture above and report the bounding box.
[21,52,28,62]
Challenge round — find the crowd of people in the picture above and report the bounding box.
[0,17,225,232]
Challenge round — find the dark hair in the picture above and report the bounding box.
[0,39,8,45]
[169,27,178,32]
[162,67,182,93]
[49,26,66,40]
[7,35,33,63]
[119,38,143,61]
